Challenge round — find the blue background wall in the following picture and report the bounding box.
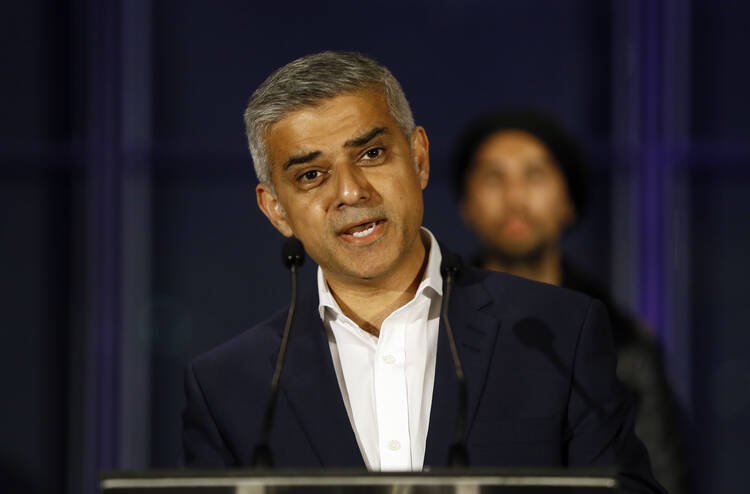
[1,1,748,493]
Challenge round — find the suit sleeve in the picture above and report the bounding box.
[566,299,667,493]
[181,362,237,467]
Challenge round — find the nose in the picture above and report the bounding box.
[503,176,528,210]
[333,162,372,208]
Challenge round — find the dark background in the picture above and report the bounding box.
[1,1,749,493]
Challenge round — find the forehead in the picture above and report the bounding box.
[264,88,395,162]
[476,130,553,163]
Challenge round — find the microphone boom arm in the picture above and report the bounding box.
[253,239,305,468]
[441,255,470,467]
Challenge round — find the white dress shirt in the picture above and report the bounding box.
[317,229,443,471]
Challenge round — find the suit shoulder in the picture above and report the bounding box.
[472,267,595,322]
[478,267,591,303]
[190,305,288,374]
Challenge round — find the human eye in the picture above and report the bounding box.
[525,164,547,181]
[480,168,504,184]
[359,147,385,163]
[295,168,328,188]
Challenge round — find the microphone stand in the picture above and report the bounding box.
[252,238,305,467]
[441,253,469,467]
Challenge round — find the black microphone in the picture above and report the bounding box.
[440,252,469,467]
[282,237,305,270]
[252,237,305,468]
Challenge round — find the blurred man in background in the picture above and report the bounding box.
[453,109,687,494]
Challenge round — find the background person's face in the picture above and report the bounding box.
[256,88,430,285]
[461,130,575,260]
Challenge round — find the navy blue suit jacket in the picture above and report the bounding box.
[182,266,665,493]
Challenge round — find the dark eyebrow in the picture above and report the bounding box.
[282,150,322,171]
[344,126,389,148]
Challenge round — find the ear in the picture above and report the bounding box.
[559,206,576,235]
[410,126,430,190]
[562,190,577,228]
[567,203,577,225]
[256,183,294,237]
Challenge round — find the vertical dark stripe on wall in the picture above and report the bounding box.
[621,0,693,415]
[83,0,123,492]
[614,0,693,411]
[119,0,154,470]
[638,0,667,338]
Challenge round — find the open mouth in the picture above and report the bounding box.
[340,219,386,242]
[350,222,377,238]
[503,217,531,236]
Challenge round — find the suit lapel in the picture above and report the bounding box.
[279,287,365,468]
[424,269,501,466]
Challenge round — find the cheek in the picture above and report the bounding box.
[285,201,327,235]
[529,186,572,228]
[374,170,420,208]
[529,182,562,209]
[469,185,505,220]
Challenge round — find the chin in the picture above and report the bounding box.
[497,234,540,251]
[345,255,401,282]
[348,263,393,281]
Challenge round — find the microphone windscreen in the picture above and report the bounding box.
[440,251,463,278]
[282,237,305,269]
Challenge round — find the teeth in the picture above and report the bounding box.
[352,222,376,238]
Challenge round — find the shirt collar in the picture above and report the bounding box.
[317,227,443,321]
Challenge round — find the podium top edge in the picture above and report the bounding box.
[100,468,617,490]
[101,467,616,480]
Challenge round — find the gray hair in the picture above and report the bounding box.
[243,51,416,187]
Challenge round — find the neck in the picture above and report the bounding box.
[484,245,563,286]
[325,232,429,337]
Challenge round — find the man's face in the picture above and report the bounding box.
[461,130,575,261]
[256,88,430,285]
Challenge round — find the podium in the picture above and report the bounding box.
[100,468,617,493]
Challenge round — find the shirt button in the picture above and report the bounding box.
[387,440,401,451]
[382,354,396,365]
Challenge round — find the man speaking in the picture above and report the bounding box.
[181,51,665,493]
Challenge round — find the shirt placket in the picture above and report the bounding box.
[374,314,411,470]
